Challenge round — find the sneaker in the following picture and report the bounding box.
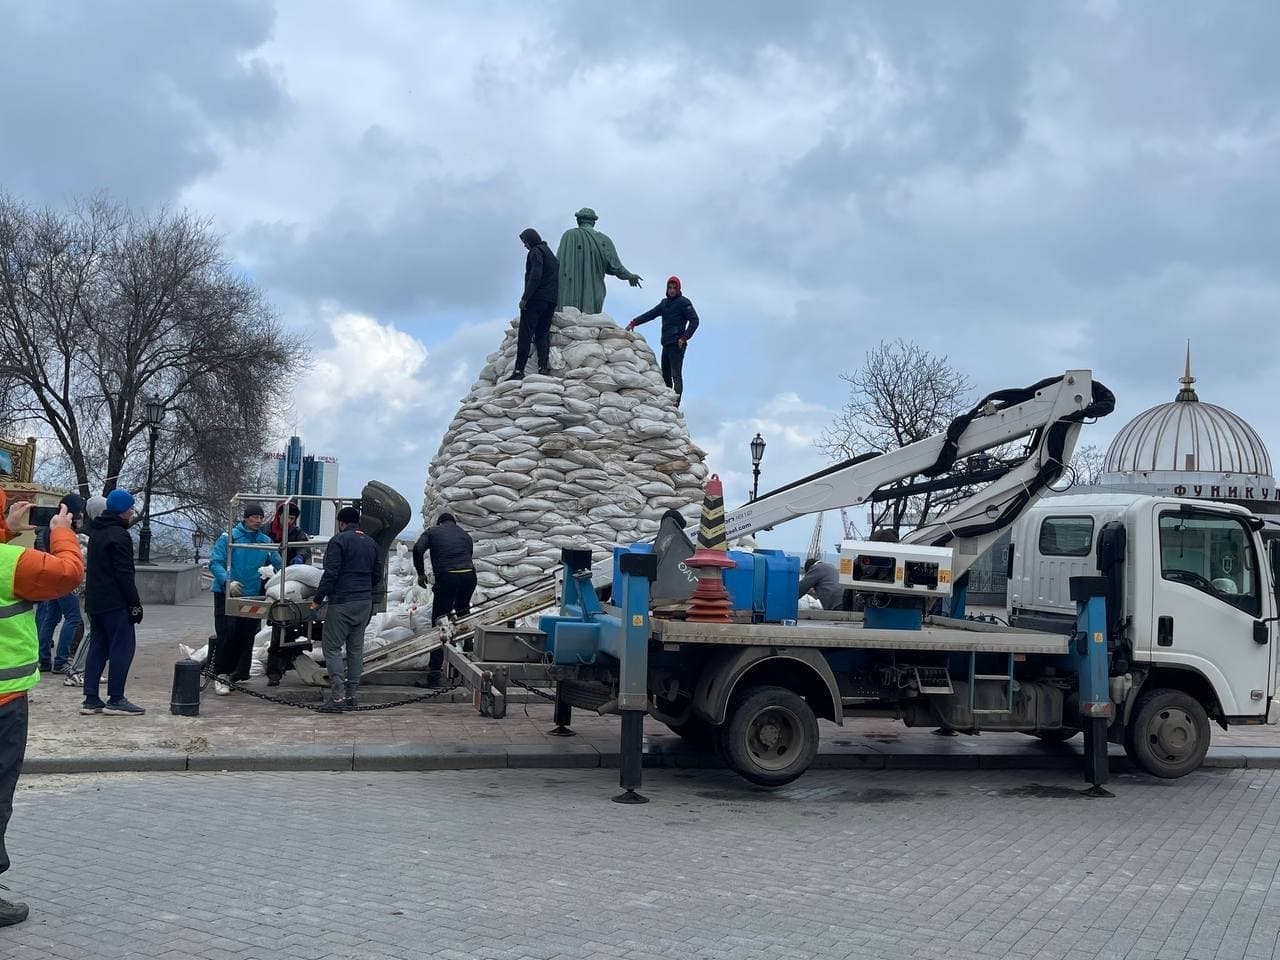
[317,697,345,713]
[0,894,29,927]
[537,366,551,376]
[79,698,105,715]
[266,675,281,688]
[103,698,145,716]
[505,370,524,381]
[63,671,83,687]
[38,660,51,673]
[344,697,358,711]
[214,676,231,696]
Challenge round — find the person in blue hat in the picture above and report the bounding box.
[81,489,145,715]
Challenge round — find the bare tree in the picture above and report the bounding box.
[1069,443,1106,486]
[817,339,976,537]
[0,193,308,525]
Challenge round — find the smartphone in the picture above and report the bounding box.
[28,506,59,527]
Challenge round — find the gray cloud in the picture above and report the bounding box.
[0,1,289,207]
[241,160,528,318]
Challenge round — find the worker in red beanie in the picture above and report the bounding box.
[626,275,700,407]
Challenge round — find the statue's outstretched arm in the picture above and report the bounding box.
[601,236,643,286]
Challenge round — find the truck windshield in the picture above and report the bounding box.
[1159,512,1260,616]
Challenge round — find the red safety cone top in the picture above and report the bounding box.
[688,473,735,570]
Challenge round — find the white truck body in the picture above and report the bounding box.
[1009,493,1279,723]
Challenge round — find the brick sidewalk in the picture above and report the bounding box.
[26,594,1280,763]
[10,767,1280,960]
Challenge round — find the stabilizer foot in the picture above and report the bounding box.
[1082,785,1115,798]
[547,725,576,737]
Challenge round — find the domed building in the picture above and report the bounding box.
[1100,348,1278,515]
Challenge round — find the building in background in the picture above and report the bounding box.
[267,436,341,536]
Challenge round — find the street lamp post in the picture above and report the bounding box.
[136,394,166,565]
[750,433,766,501]
[192,529,205,566]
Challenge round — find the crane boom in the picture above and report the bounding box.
[724,371,1114,577]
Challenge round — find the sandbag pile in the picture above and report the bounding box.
[422,308,710,602]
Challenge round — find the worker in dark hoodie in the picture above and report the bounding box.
[626,275,700,407]
[508,227,559,380]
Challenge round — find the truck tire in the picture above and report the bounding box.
[718,685,819,787]
[1124,688,1210,779]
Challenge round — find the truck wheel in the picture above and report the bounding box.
[1124,688,1210,779]
[718,685,819,788]
[663,717,716,749]
[1027,729,1079,744]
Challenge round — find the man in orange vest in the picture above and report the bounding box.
[0,490,85,926]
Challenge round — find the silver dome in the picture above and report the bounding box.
[1103,349,1274,480]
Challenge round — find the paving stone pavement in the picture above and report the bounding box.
[5,766,1280,960]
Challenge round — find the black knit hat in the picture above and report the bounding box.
[60,493,86,517]
[243,501,265,519]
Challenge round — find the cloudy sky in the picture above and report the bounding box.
[3,1,1277,549]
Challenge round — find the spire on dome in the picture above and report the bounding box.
[1176,340,1199,402]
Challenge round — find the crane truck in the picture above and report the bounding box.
[421,370,1278,801]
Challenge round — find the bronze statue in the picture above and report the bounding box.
[556,208,642,313]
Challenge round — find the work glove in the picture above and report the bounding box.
[417,573,429,589]
[625,321,638,331]
[227,581,243,598]
[129,605,144,625]
[678,336,688,349]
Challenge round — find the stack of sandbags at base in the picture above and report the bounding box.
[421,308,709,603]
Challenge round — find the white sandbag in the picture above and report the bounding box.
[377,626,415,646]
[264,564,324,592]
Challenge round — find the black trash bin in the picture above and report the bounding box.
[170,658,202,716]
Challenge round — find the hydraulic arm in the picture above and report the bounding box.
[724,371,1114,577]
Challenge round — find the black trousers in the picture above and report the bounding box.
[212,590,228,666]
[214,613,261,680]
[660,342,686,402]
[0,695,27,875]
[84,609,136,702]
[428,570,478,669]
[515,300,554,374]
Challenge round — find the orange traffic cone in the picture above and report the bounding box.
[684,474,736,622]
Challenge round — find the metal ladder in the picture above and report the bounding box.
[968,651,1016,729]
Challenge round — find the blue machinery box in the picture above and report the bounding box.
[612,545,800,624]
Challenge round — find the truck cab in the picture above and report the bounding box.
[1010,493,1280,749]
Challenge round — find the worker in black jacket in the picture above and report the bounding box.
[413,513,476,677]
[82,489,145,716]
[509,228,559,380]
[626,275,700,406]
[311,506,379,712]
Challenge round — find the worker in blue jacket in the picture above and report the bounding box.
[626,275,700,407]
[208,502,280,693]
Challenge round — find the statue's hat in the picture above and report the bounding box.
[574,207,598,223]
